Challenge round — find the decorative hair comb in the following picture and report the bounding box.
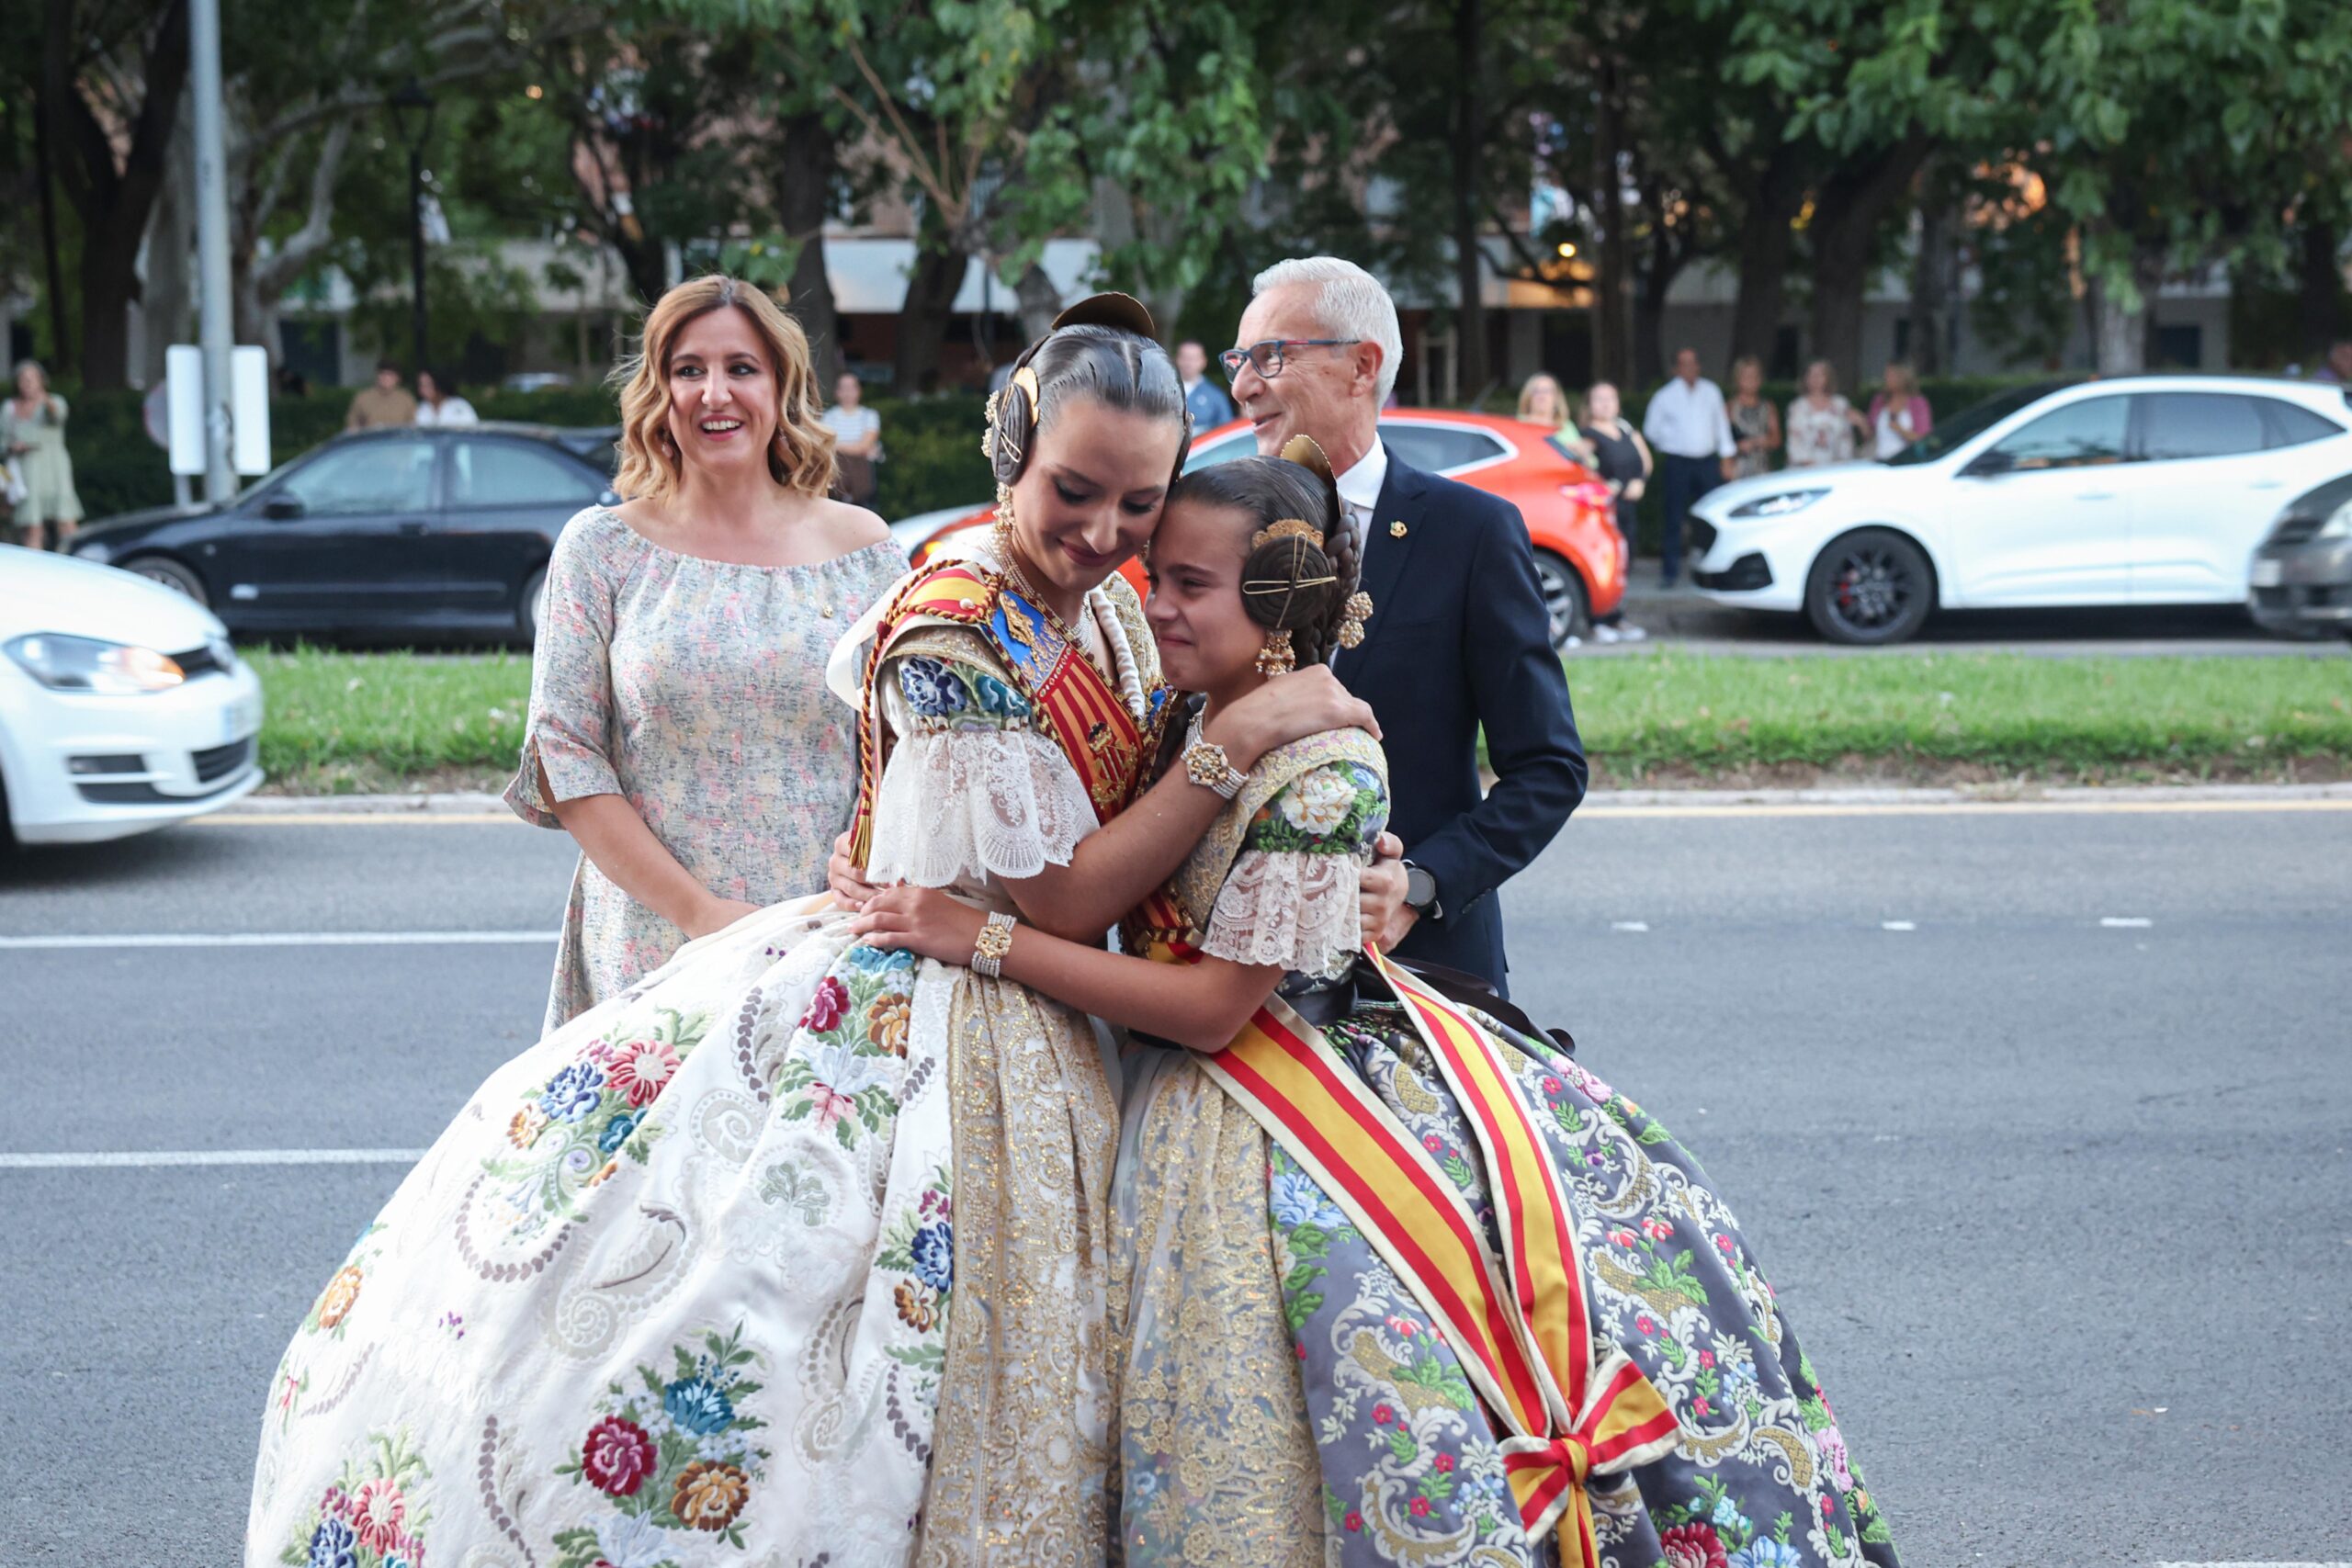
[1251,517,1325,549]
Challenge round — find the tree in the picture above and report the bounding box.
[40,0,190,389]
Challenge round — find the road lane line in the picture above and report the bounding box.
[1882,920,1917,931]
[1610,920,1650,932]
[198,812,517,826]
[0,1148,426,1169]
[2100,917,2154,929]
[0,931,557,950]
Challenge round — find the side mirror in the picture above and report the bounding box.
[1963,449,2015,478]
[262,496,304,520]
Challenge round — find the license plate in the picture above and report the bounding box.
[221,691,262,746]
[2249,558,2284,589]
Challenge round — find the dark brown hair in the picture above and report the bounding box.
[1169,451,1363,669]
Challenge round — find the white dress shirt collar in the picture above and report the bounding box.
[1336,440,1389,523]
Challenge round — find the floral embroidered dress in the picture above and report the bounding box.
[505,505,908,1032]
[1111,724,1900,1568]
[247,546,1170,1568]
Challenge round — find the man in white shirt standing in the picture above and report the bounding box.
[1641,346,1735,588]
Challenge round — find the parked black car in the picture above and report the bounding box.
[2248,471,2352,640]
[67,424,620,640]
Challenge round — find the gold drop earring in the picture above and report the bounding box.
[1255,628,1296,675]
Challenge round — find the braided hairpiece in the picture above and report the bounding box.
[1193,434,1366,670]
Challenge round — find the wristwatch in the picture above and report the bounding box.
[1401,860,1442,919]
[1182,715,1249,800]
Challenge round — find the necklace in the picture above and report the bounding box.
[995,538,1109,679]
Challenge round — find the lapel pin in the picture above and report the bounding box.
[1389,520,1408,538]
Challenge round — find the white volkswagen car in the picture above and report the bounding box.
[1,548,264,844]
[1688,375,2352,642]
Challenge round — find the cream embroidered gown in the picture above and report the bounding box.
[245,547,1165,1568]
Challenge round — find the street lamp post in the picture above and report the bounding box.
[388,78,436,377]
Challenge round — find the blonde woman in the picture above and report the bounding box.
[504,274,907,1029]
[4,361,84,550]
[1868,359,1933,458]
[1784,358,1870,468]
[1517,369,1596,464]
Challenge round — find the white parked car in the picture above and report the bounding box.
[1,548,264,844]
[1689,376,2352,642]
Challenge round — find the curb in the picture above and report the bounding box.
[222,781,2352,818]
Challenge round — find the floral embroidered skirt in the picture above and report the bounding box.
[1110,1009,1900,1568]
[247,896,1118,1568]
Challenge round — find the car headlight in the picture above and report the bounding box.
[4,633,187,694]
[1727,489,1828,519]
[73,539,113,565]
[2319,501,2352,540]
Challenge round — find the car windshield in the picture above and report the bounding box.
[1883,382,2065,467]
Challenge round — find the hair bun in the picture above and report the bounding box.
[1051,292,1159,341]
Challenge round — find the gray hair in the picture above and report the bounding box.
[1251,256,1403,407]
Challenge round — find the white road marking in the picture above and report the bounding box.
[0,931,558,950]
[2153,1562,2352,1566]
[1882,920,1917,931]
[1610,920,1650,932]
[2100,917,2154,929]
[0,1148,426,1169]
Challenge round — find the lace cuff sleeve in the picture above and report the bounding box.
[1200,850,1363,976]
[865,728,1098,886]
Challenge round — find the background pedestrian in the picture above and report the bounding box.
[1784,358,1869,468]
[820,369,883,503]
[2313,338,2352,385]
[345,360,417,430]
[1727,355,1781,478]
[3,361,85,552]
[1641,346,1734,587]
[413,368,479,426]
[1518,371,1596,465]
[1176,339,1237,429]
[1868,360,1933,458]
[1579,379,1651,643]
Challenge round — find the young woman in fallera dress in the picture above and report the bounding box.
[857,443,1901,1568]
[243,295,1370,1568]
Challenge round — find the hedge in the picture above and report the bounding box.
[60,386,993,525]
[60,375,2055,532]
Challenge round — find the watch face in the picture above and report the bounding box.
[1405,865,1437,908]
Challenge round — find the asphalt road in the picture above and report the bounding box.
[3,800,2348,1565]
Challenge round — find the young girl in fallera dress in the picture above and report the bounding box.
[243,296,1370,1568]
[856,443,1902,1568]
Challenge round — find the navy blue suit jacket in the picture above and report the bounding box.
[1333,451,1588,994]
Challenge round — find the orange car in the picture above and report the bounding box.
[902,409,1623,648]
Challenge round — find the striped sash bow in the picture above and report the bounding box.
[1202,947,1681,1565]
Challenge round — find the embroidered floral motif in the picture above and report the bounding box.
[551,1324,771,1562]
[276,1429,431,1568]
[875,1167,954,1393]
[773,953,912,1152]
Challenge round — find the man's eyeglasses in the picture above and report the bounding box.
[1218,338,1362,380]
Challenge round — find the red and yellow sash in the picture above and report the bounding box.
[1193,948,1681,1564]
[848,561,1165,866]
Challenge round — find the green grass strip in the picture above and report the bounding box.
[248,646,2352,791]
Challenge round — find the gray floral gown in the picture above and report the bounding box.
[505,505,908,1031]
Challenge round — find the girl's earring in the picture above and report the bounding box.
[1255,629,1296,676]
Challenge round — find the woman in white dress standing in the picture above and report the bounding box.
[502,277,907,1030]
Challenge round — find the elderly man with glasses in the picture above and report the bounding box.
[1223,256,1587,997]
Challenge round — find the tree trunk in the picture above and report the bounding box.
[1449,0,1491,400]
[1589,51,1633,389]
[1013,262,1061,343]
[2300,217,2345,359]
[894,235,967,394]
[1728,141,1806,368]
[1905,186,1951,376]
[775,111,843,387]
[139,97,197,386]
[1633,185,1679,391]
[1807,135,1934,392]
[2088,251,2162,375]
[45,0,192,389]
[31,78,72,374]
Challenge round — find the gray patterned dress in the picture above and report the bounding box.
[504,505,907,1031]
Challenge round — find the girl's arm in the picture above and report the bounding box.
[1764,402,1782,451]
[851,886,1280,1051]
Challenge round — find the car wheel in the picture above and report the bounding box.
[1532,550,1592,649]
[1804,529,1933,645]
[519,568,549,642]
[121,555,209,607]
